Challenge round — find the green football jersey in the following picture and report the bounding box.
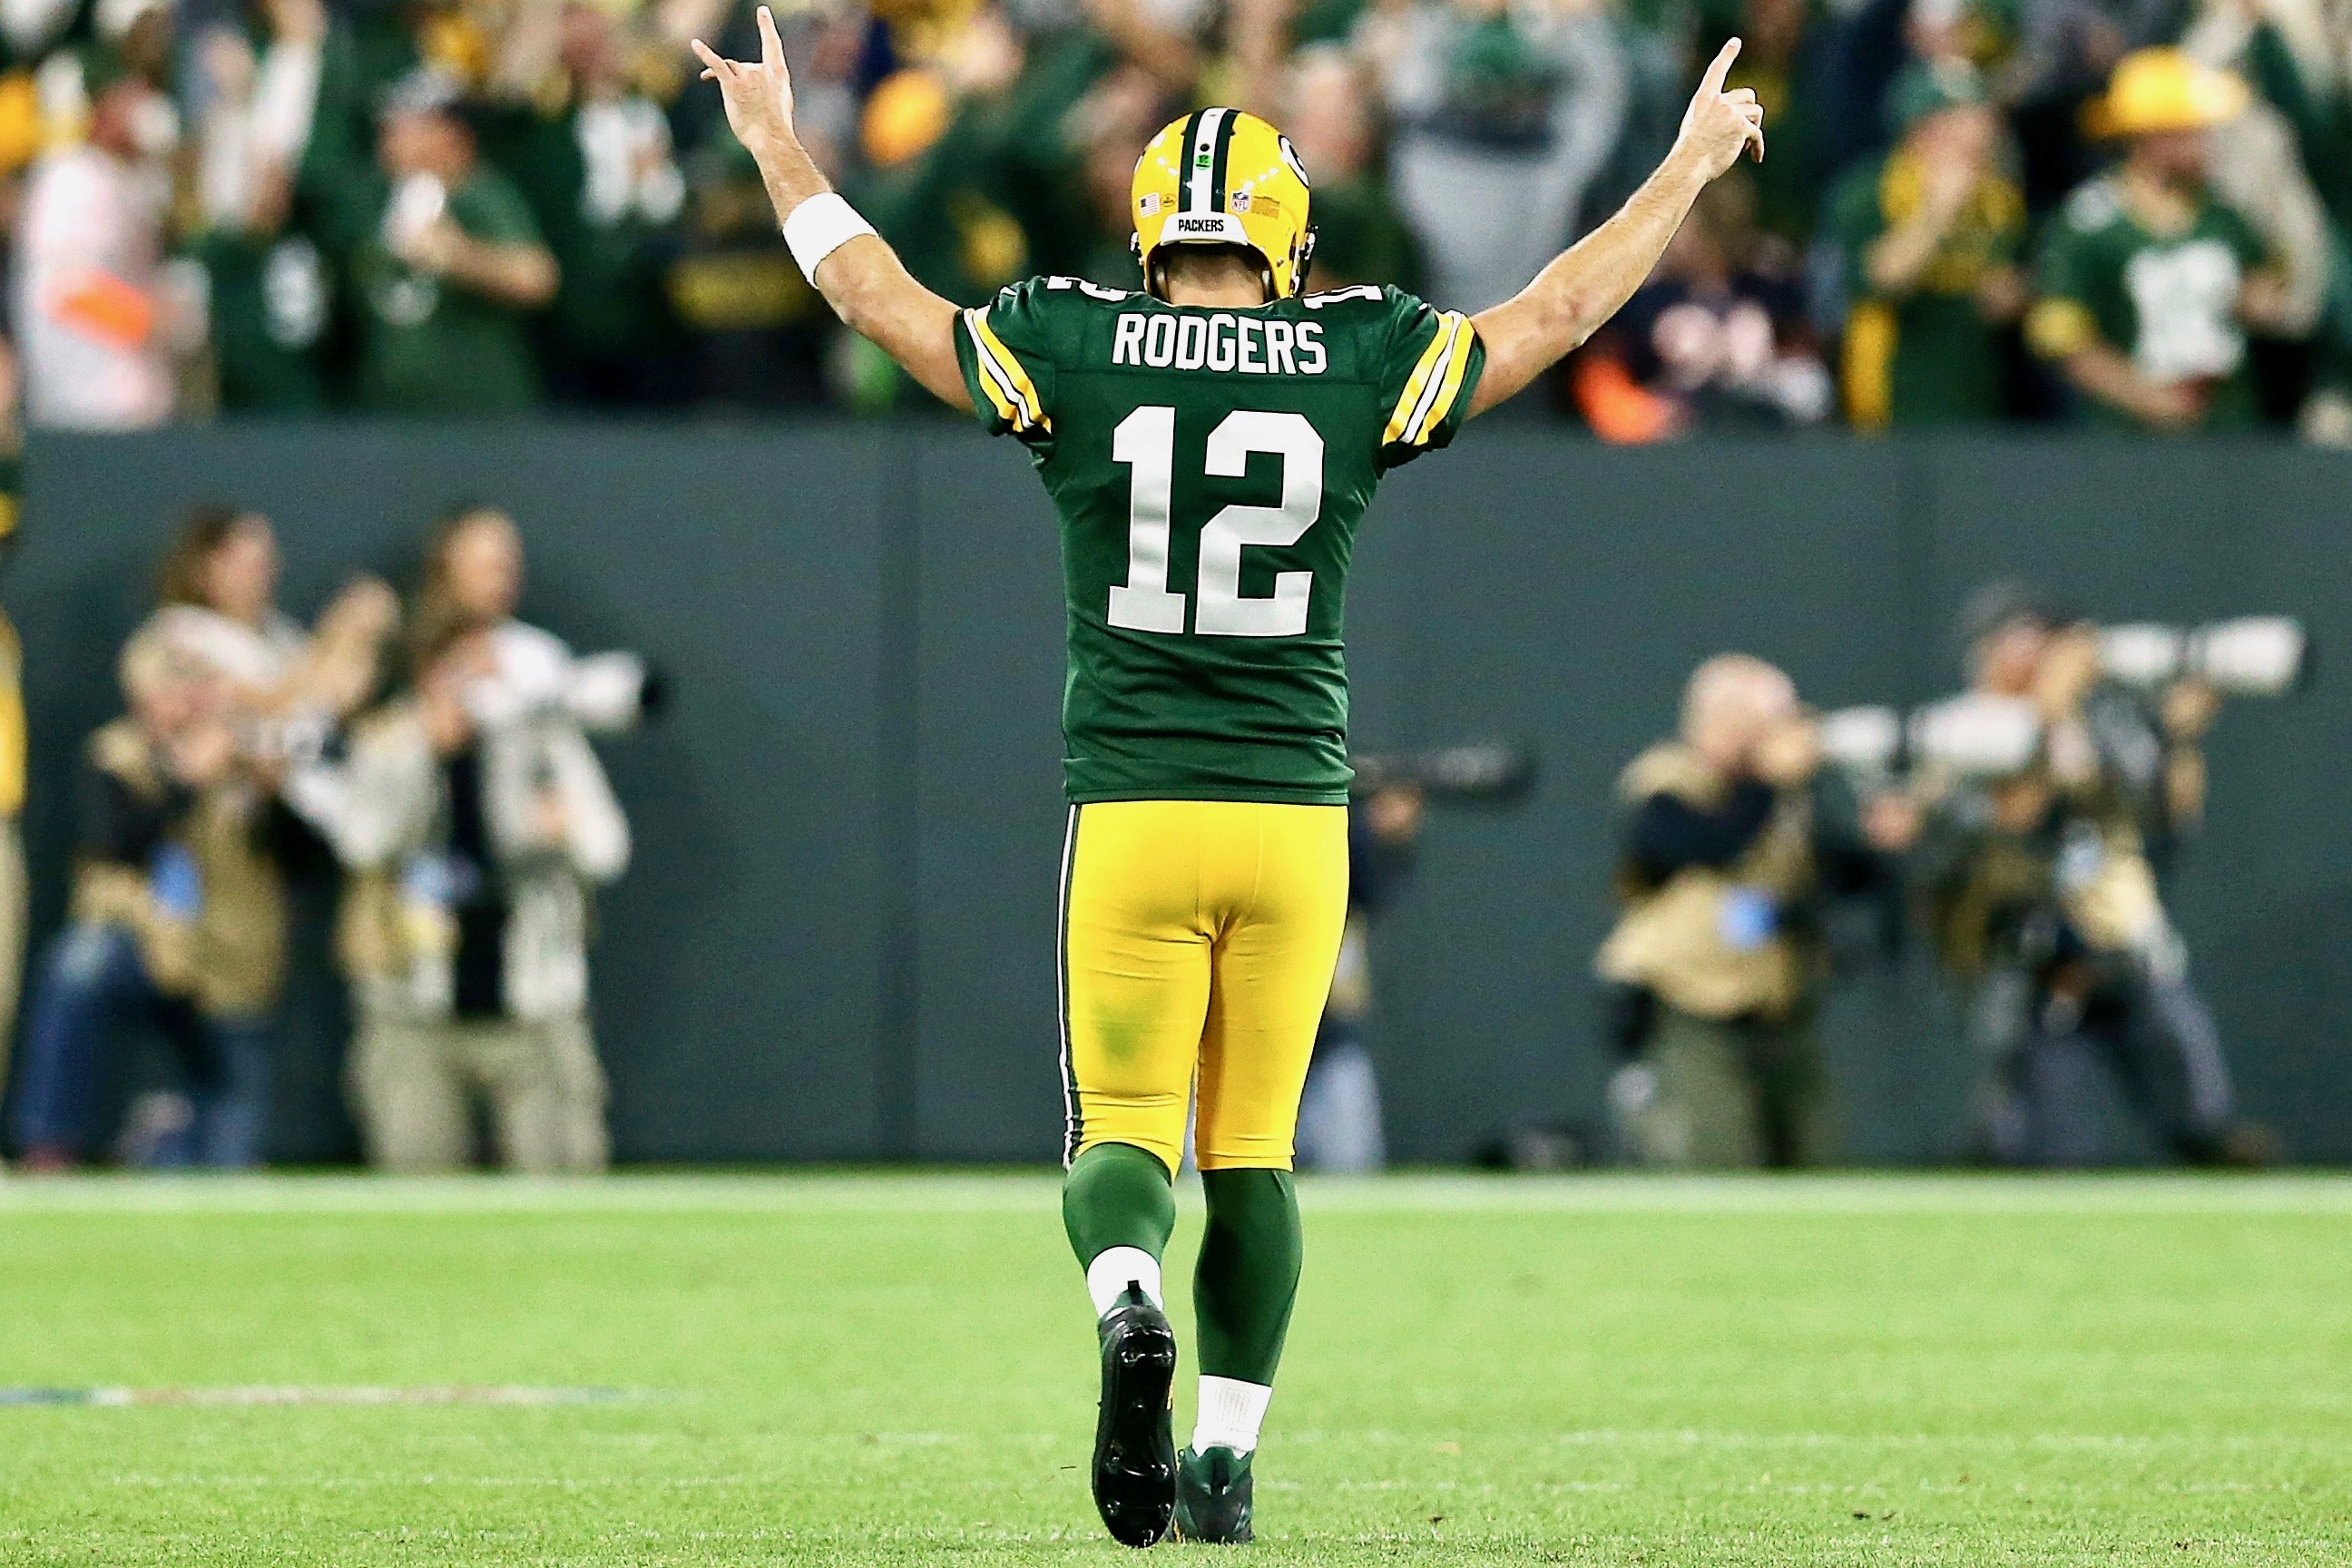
[2027,175,2269,433]
[954,277,1485,805]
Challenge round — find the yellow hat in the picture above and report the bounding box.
[2082,47,2250,139]
[1132,107,1315,300]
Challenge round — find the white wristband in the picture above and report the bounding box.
[781,191,876,284]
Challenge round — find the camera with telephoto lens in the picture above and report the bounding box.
[1819,616,2309,787]
[1819,694,2043,785]
[1349,742,1538,804]
[463,627,666,736]
[2096,617,2311,698]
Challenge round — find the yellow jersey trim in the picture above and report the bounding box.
[1415,315,1476,446]
[964,307,1048,433]
[1384,311,1472,447]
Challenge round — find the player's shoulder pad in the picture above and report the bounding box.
[1037,275,1140,304]
[991,276,1137,323]
[1299,282,1396,315]
[986,276,1133,350]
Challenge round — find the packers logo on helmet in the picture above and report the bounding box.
[1131,108,1316,301]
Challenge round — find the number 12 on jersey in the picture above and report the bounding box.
[1107,405,1325,638]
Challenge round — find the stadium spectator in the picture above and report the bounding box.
[858,16,1113,324]
[1826,62,2028,426]
[1064,66,1172,290]
[2025,48,2296,431]
[662,0,848,405]
[1717,0,1833,245]
[1573,173,1831,438]
[184,0,338,413]
[354,70,559,414]
[1364,0,1628,314]
[1597,655,1913,1169]
[10,630,296,1171]
[1280,45,1423,291]
[15,54,183,428]
[2218,0,2352,286]
[321,507,627,1174]
[1914,583,2269,1165]
[2177,4,2338,424]
[484,0,690,405]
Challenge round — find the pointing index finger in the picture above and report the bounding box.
[1700,35,1741,94]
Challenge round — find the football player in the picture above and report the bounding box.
[696,14,1763,1547]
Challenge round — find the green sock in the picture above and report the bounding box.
[1063,1142,1176,1311]
[1193,1169,1302,1386]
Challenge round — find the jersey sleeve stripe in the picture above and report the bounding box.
[1381,318,1455,447]
[963,309,1020,426]
[1389,312,1465,448]
[971,311,1039,427]
[1408,314,1475,446]
[1402,314,1466,445]
[965,308,1049,433]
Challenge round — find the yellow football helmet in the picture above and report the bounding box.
[1131,108,1316,301]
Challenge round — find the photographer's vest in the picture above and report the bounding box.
[71,720,288,1017]
[1928,769,2167,979]
[1594,743,1817,1022]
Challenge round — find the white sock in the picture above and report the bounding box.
[1191,1376,1272,1455]
[1085,1247,1163,1318]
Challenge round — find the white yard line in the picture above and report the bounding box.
[0,1171,2348,1217]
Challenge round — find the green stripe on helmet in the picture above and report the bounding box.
[1177,109,1207,211]
[1209,110,1238,219]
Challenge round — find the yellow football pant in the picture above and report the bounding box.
[1059,799,1349,1176]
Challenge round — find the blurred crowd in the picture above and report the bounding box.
[10,0,2352,432]
[0,501,641,1171]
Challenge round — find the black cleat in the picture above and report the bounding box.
[1092,1285,1178,1548]
[1173,1444,1254,1544]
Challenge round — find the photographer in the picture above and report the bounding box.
[1294,782,1422,1173]
[11,632,299,1169]
[308,507,629,1172]
[1598,655,1912,1169]
[143,505,399,765]
[1917,583,2261,1166]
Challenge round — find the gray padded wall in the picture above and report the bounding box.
[13,426,2348,1162]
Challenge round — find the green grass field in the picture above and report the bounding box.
[2,1173,2347,1564]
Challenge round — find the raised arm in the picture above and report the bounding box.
[694,8,965,407]
[1465,38,1765,417]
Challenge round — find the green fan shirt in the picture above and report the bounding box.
[354,167,548,416]
[954,278,1485,805]
[1826,149,2024,426]
[2027,175,2270,433]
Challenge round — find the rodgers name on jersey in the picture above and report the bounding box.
[1110,310,1329,376]
[953,276,1484,806]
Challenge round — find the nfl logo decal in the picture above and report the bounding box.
[1230,191,1251,213]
